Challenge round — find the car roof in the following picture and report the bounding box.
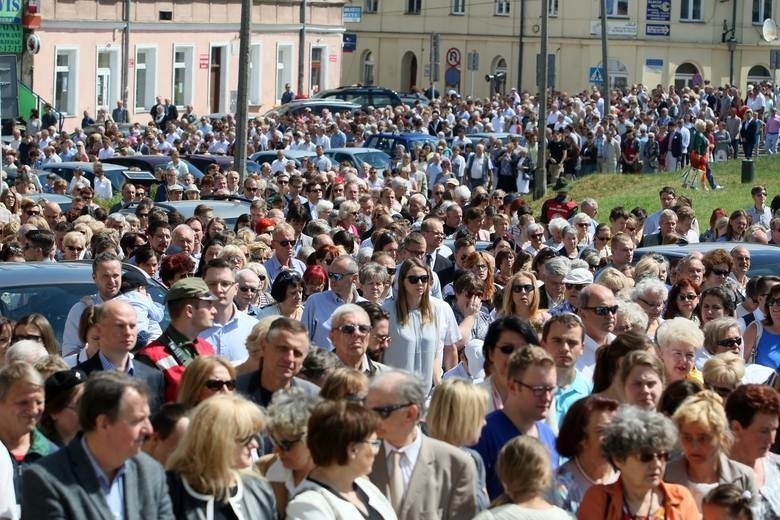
[0,261,153,286]
[326,147,386,153]
[635,243,780,276]
[41,162,127,173]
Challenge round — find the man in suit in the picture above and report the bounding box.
[21,372,174,519]
[421,217,454,286]
[77,300,164,414]
[639,209,679,247]
[741,109,760,159]
[367,370,477,520]
[112,100,128,123]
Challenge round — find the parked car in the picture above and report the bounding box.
[634,243,780,277]
[39,162,157,194]
[467,132,523,146]
[0,261,168,343]
[324,148,391,172]
[262,100,361,119]
[118,196,252,229]
[363,133,440,154]
[103,155,204,181]
[250,150,317,168]
[27,193,73,213]
[313,86,403,109]
[185,154,261,175]
[398,92,430,106]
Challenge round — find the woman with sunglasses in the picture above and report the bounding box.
[663,278,700,326]
[697,317,743,370]
[382,258,441,395]
[176,355,236,407]
[286,400,394,519]
[166,394,277,518]
[743,283,780,370]
[12,313,59,355]
[462,251,496,309]
[258,387,319,518]
[591,223,612,261]
[497,272,549,335]
[578,406,698,519]
[630,277,668,339]
[700,248,735,292]
[665,391,756,512]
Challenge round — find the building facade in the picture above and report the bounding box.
[30,0,345,128]
[341,0,779,97]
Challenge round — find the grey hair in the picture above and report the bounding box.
[561,225,577,238]
[601,405,677,462]
[526,222,544,235]
[315,200,334,215]
[453,185,471,201]
[332,254,358,274]
[297,245,315,264]
[656,316,704,351]
[266,386,322,438]
[569,258,590,270]
[330,303,370,329]
[702,317,740,355]
[544,256,570,277]
[305,219,331,237]
[615,300,648,332]
[547,217,569,234]
[571,212,591,225]
[356,247,374,266]
[631,277,668,302]
[371,369,427,414]
[338,200,359,220]
[359,262,390,285]
[5,340,48,366]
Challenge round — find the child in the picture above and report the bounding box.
[115,269,164,349]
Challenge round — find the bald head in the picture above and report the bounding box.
[96,300,138,358]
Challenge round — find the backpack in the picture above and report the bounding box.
[671,131,683,158]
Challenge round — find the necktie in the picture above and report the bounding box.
[389,450,404,510]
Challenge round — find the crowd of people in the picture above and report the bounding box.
[0,80,778,519]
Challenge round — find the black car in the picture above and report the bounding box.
[263,100,361,119]
[103,155,204,181]
[40,162,157,193]
[0,262,168,342]
[313,86,403,109]
[184,154,261,175]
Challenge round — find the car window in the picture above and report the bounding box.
[372,94,393,107]
[353,151,391,170]
[333,153,353,167]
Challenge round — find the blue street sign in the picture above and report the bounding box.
[646,24,671,37]
[646,0,671,22]
[343,33,357,52]
[589,67,604,84]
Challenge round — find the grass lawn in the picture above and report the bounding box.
[524,156,780,222]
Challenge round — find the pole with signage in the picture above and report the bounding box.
[233,0,251,180]
[600,0,610,118]
[430,33,439,99]
[534,0,548,201]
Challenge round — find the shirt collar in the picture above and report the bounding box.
[81,435,127,486]
[383,425,422,461]
[98,351,134,375]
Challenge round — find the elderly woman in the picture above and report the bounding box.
[338,200,361,237]
[697,317,742,370]
[725,384,780,518]
[655,317,704,385]
[702,353,745,399]
[578,406,698,519]
[619,350,666,410]
[256,270,304,320]
[699,287,736,327]
[555,395,620,513]
[218,244,247,271]
[743,282,780,369]
[159,252,196,288]
[614,300,649,335]
[701,248,735,291]
[497,271,549,335]
[166,394,277,518]
[258,387,319,517]
[244,262,274,308]
[61,231,87,261]
[630,277,668,338]
[176,356,236,407]
[286,400,394,519]
[358,262,391,304]
[557,225,581,260]
[236,316,278,377]
[449,273,491,343]
[664,391,756,511]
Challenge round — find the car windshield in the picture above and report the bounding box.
[352,151,391,170]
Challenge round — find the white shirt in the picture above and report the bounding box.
[578,332,615,384]
[383,426,423,493]
[0,446,17,520]
[93,176,113,200]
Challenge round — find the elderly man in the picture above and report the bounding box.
[576,283,617,381]
[76,300,164,414]
[330,303,389,377]
[301,255,364,350]
[367,370,477,519]
[640,209,679,247]
[234,269,262,316]
[264,223,306,283]
[539,257,569,309]
[198,259,257,364]
[421,217,453,285]
[22,372,174,519]
[235,317,318,407]
[42,201,63,230]
[550,267,592,315]
[154,166,181,202]
[168,224,196,259]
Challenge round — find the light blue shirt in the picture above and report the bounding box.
[81,436,126,520]
[263,255,306,284]
[198,304,257,363]
[301,289,365,350]
[63,293,106,356]
[98,352,135,376]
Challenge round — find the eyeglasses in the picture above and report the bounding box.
[328,271,356,281]
[464,291,484,299]
[360,439,383,450]
[66,245,84,252]
[576,223,589,228]
[638,451,670,464]
[711,268,729,277]
[386,267,397,277]
[717,337,742,348]
[638,298,664,309]
[565,283,586,291]
[270,435,304,452]
[373,334,391,344]
[497,345,519,355]
[531,233,544,239]
[204,379,236,391]
[405,275,429,284]
[769,298,780,308]
[512,284,534,293]
[25,210,40,216]
[276,240,295,247]
[371,402,414,419]
[239,286,258,293]
[677,293,698,301]
[583,305,618,316]
[595,235,611,241]
[338,324,371,335]
[513,380,557,396]
[12,334,42,342]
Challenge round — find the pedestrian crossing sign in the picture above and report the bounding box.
[589,67,604,84]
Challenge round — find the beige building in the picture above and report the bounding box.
[30,0,345,129]
[342,0,780,97]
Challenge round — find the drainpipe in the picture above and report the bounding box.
[121,0,130,113]
[728,0,737,85]
[297,0,306,96]
[517,0,524,90]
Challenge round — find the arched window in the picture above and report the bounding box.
[489,56,507,95]
[747,65,771,86]
[362,51,374,86]
[674,63,699,90]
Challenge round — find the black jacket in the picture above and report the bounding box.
[77,353,165,414]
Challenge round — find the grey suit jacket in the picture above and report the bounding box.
[369,435,477,520]
[21,435,174,520]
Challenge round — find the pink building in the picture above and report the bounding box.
[30,0,345,129]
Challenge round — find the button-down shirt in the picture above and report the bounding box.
[383,426,423,494]
[81,436,126,520]
[98,352,135,375]
[198,304,257,363]
[264,255,306,284]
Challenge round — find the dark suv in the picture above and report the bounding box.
[313,86,403,109]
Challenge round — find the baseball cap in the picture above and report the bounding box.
[562,267,594,285]
[165,278,217,303]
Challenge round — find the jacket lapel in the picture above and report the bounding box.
[369,445,390,497]
[398,437,434,518]
[124,459,140,520]
[67,438,115,520]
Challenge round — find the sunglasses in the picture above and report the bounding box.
[385,267,397,276]
[464,291,484,299]
[204,379,236,391]
[769,298,780,308]
[239,286,258,293]
[25,210,40,216]
[66,246,84,252]
[371,402,414,419]
[711,268,730,277]
[678,293,698,301]
[584,305,619,316]
[328,271,356,281]
[406,275,429,284]
[277,240,295,247]
[565,283,586,291]
[497,345,518,355]
[12,334,42,342]
[638,451,670,464]
[717,337,742,348]
[512,284,534,293]
[338,324,372,335]
[270,435,304,452]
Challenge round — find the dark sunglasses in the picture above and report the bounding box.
[711,268,729,277]
[371,402,414,419]
[498,345,517,355]
[277,239,295,247]
[25,210,40,216]
[565,283,586,291]
[328,271,356,281]
[338,324,372,335]
[512,284,534,293]
[406,275,429,284]
[717,337,742,348]
[584,305,619,316]
[465,291,484,299]
[270,435,304,452]
[678,293,698,301]
[638,451,670,463]
[12,334,42,342]
[386,267,397,277]
[204,379,236,391]
[239,286,258,293]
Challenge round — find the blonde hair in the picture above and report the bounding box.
[176,356,236,407]
[702,352,744,390]
[656,317,704,351]
[500,272,543,331]
[596,267,633,293]
[319,368,369,401]
[245,316,279,355]
[427,379,488,446]
[497,436,553,503]
[672,390,731,450]
[166,394,265,500]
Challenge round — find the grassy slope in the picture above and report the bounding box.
[524,156,780,222]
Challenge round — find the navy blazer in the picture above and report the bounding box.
[77,354,164,414]
[21,436,174,520]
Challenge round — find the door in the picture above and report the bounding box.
[96,69,110,110]
[210,47,222,113]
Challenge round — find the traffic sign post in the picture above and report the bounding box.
[467,51,479,97]
[430,33,440,98]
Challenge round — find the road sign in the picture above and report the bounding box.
[446,48,461,67]
[343,6,362,23]
[445,67,461,87]
[467,51,479,71]
[645,23,670,37]
[589,67,604,84]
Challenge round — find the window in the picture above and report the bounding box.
[310,47,324,95]
[135,47,157,112]
[362,51,375,86]
[276,43,293,103]
[96,48,120,111]
[606,0,628,17]
[172,45,193,107]
[747,65,771,84]
[249,44,262,105]
[495,0,509,16]
[451,0,464,15]
[674,62,699,90]
[364,0,378,13]
[753,0,772,24]
[54,48,78,116]
[406,0,421,14]
[549,0,558,16]
[680,0,702,21]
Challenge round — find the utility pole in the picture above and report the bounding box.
[121,0,130,115]
[534,0,548,200]
[233,0,251,180]
[600,0,610,117]
[297,0,307,96]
